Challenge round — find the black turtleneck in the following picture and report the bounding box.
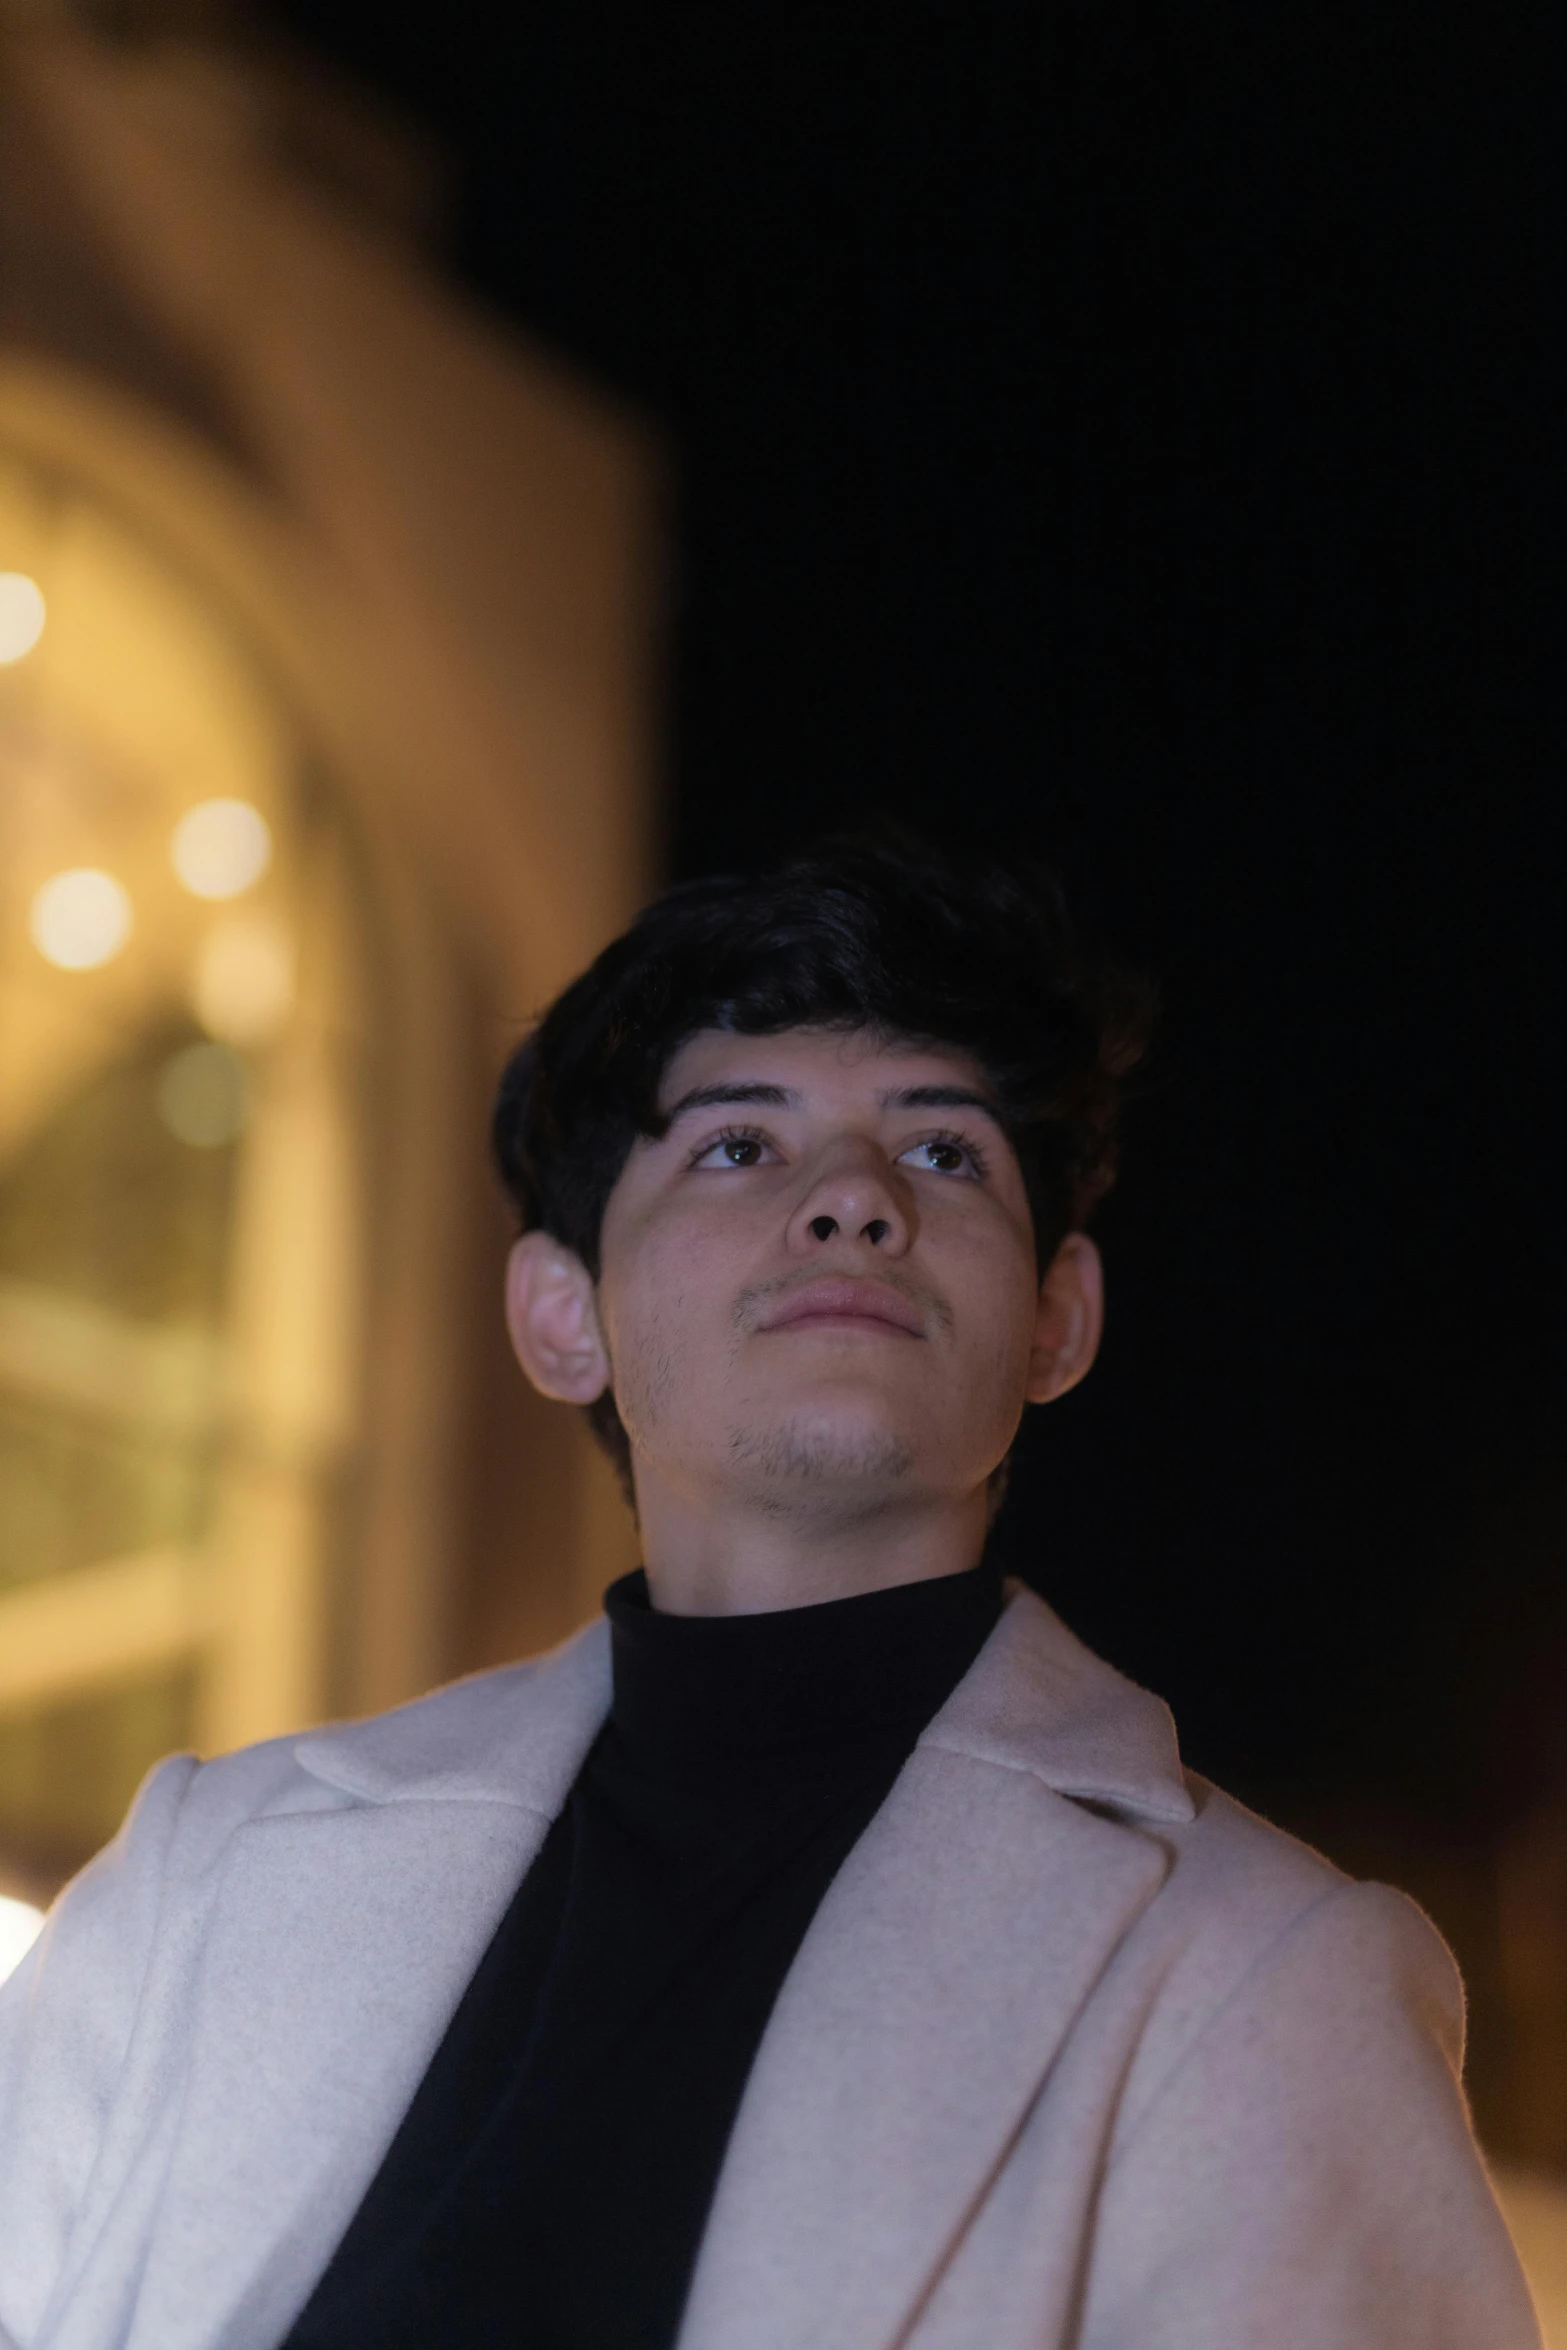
[284,1561,1002,2350]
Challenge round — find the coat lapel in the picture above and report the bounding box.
[677,1591,1193,2350]
[119,1626,613,2350]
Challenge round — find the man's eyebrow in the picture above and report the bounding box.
[660,1081,800,1122]
[880,1084,1004,1117]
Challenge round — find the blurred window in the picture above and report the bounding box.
[0,447,369,1889]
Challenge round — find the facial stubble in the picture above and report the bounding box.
[723,1273,939,1512]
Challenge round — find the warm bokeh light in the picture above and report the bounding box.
[193,911,296,1045]
[0,1893,44,1985]
[1491,2168,1567,2348]
[28,868,133,971]
[156,1041,248,1148]
[171,798,272,900]
[0,571,45,664]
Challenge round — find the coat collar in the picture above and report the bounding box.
[292,1608,613,1811]
[920,1583,1195,1826]
[290,1582,1193,1831]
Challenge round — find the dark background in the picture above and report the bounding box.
[268,4,1562,1858]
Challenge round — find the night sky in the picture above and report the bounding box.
[271,3,1562,1826]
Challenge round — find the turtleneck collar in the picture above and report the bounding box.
[602,1561,1003,1773]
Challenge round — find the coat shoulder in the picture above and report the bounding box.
[1141,1772,1465,2020]
[1083,1809,1531,2347]
[1162,1773,1346,1916]
[1107,1772,1466,2153]
[1160,1774,1457,1994]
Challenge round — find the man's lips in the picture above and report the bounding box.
[757,1278,926,1337]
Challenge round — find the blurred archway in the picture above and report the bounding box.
[0,431,382,1875]
[0,28,660,1896]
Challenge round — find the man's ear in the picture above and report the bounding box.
[505,1231,612,1404]
[1024,1231,1104,1406]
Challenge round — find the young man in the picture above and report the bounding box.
[0,843,1539,2350]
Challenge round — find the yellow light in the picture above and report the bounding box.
[0,1893,44,1985]
[193,912,296,1045]
[0,572,45,663]
[157,1042,248,1148]
[171,799,272,900]
[29,868,133,970]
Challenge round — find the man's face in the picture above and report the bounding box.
[593,1025,1046,1522]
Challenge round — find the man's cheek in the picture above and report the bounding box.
[613,1286,708,1440]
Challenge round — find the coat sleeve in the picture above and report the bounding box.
[0,1752,198,2350]
[1078,1879,1542,2350]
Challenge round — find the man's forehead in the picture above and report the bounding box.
[655,1024,998,1113]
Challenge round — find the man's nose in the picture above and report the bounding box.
[785,1144,913,1255]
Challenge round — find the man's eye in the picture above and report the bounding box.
[899,1138,975,1176]
[694,1130,773,1169]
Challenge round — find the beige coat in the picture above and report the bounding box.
[0,1586,1541,2350]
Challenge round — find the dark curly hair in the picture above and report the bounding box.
[493,837,1151,1489]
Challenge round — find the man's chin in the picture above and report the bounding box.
[724,1412,917,1497]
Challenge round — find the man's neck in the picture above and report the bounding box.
[633,1471,992,1618]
